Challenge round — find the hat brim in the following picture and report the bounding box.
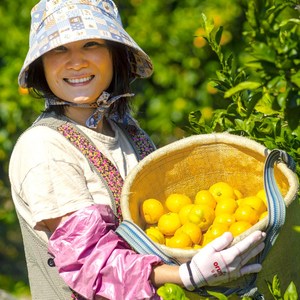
[18,2,153,88]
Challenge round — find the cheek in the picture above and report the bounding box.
[97,52,114,83]
[42,57,62,88]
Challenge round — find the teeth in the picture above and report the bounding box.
[66,76,93,84]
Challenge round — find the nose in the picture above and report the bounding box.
[66,51,88,70]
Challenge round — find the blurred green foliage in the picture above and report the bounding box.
[0,0,299,297]
[188,0,300,179]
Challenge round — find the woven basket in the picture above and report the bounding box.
[120,133,299,263]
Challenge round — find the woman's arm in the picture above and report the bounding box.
[46,204,161,300]
[151,264,183,287]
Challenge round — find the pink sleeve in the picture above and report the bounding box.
[48,204,162,300]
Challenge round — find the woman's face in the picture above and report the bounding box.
[42,39,113,104]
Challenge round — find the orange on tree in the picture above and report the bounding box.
[238,196,267,215]
[167,232,193,248]
[165,193,192,213]
[229,221,252,237]
[194,190,217,209]
[141,198,165,224]
[178,204,195,225]
[187,204,215,231]
[214,198,238,216]
[158,212,181,236]
[209,181,235,202]
[234,204,259,225]
[175,222,202,245]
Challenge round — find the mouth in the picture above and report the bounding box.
[64,75,94,85]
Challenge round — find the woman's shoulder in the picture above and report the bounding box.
[17,124,65,146]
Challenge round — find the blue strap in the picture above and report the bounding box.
[235,149,295,298]
[259,149,291,261]
[116,220,180,265]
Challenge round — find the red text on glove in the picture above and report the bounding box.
[213,261,224,276]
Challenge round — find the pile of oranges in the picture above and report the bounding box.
[140,181,268,249]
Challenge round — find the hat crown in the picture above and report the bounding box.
[30,0,121,45]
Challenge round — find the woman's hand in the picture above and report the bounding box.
[179,230,266,291]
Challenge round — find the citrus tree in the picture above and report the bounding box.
[187,0,300,180]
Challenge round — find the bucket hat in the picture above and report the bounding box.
[18,0,153,88]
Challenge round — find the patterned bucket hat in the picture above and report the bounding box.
[18,0,153,88]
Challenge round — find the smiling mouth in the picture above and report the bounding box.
[64,75,94,84]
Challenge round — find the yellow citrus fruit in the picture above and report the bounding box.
[229,221,252,237]
[194,190,217,209]
[187,204,215,231]
[234,189,243,200]
[209,181,235,201]
[214,198,238,216]
[238,196,267,215]
[145,227,165,244]
[206,223,228,238]
[234,205,259,225]
[213,213,236,227]
[202,223,228,246]
[175,222,202,245]
[165,237,171,247]
[168,232,193,248]
[256,189,268,206]
[141,198,165,224]
[193,244,202,249]
[158,212,181,236]
[165,193,192,213]
[259,211,268,221]
[178,204,195,225]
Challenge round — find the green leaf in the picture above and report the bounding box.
[157,283,190,300]
[279,18,300,27]
[201,13,214,36]
[255,92,278,115]
[290,71,300,88]
[215,26,223,45]
[269,275,283,299]
[224,81,261,98]
[246,92,262,117]
[283,281,298,300]
[251,42,276,63]
[207,290,229,300]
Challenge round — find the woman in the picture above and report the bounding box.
[9,0,266,299]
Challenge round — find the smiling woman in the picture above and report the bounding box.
[8,1,266,299]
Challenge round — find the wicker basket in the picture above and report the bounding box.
[120,133,299,263]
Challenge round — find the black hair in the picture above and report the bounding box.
[26,40,133,118]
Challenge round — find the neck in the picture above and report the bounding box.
[64,106,114,136]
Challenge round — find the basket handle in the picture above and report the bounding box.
[116,220,181,265]
[234,149,297,299]
[258,149,296,261]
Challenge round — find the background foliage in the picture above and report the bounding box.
[0,0,298,297]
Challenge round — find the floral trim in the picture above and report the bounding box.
[123,124,155,159]
[58,124,124,224]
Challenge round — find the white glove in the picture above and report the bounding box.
[179,231,266,291]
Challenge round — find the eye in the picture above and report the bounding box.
[52,45,67,52]
[84,41,107,48]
